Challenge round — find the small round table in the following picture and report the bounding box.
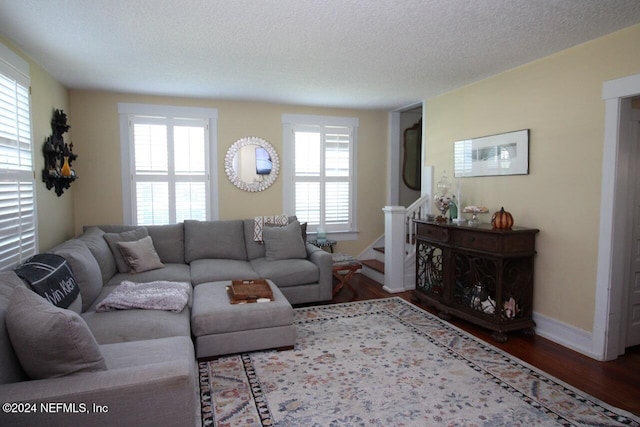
[308,239,337,253]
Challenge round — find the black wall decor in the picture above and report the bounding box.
[42,109,77,196]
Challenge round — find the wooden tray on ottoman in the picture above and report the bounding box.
[227,279,273,304]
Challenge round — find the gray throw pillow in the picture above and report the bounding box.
[79,227,118,284]
[116,236,165,273]
[6,286,107,380]
[50,239,103,312]
[263,220,307,260]
[103,228,149,273]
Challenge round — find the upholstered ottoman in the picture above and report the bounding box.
[191,279,296,359]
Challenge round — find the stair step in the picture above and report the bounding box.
[373,246,411,258]
[362,259,385,274]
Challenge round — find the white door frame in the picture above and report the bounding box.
[388,102,424,206]
[622,109,640,348]
[388,112,401,206]
[595,73,640,360]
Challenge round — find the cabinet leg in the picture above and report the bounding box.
[437,311,452,321]
[521,327,536,337]
[491,331,508,343]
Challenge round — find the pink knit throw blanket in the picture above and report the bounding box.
[95,280,190,312]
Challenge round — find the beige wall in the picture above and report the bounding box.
[0,36,73,252]
[68,91,389,256]
[424,24,640,332]
[6,19,638,335]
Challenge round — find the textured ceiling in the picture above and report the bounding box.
[1,0,639,110]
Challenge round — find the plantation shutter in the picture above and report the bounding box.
[324,128,350,226]
[293,125,352,232]
[130,116,209,225]
[0,56,36,270]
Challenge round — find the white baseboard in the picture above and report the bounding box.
[533,312,601,360]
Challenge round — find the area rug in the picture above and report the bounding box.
[199,297,640,426]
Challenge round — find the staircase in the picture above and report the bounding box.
[360,194,431,292]
[361,247,385,285]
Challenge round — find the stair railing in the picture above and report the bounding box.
[404,193,431,260]
[382,193,431,293]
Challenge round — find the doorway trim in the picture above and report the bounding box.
[595,73,640,360]
[388,102,424,206]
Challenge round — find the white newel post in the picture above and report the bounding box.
[382,206,406,293]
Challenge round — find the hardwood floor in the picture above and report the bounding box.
[302,273,640,416]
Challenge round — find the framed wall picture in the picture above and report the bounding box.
[454,129,529,178]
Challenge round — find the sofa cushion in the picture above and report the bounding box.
[99,335,195,370]
[117,236,165,273]
[189,259,259,286]
[263,220,307,260]
[106,263,192,288]
[50,239,102,312]
[147,223,185,264]
[184,220,247,262]
[250,257,319,288]
[104,227,149,273]
[79,227,117,285]
[6,286,107,379]
[82,286,192,344]
[95,224,186,264]
[0,271,29,385]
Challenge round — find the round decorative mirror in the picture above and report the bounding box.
[224,136,280,192]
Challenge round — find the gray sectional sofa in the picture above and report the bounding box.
[0,218,332,426]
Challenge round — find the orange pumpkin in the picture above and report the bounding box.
[491,207,514,230]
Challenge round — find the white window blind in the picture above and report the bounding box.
[128,116,210,225]
[283,114,358,237]
[0,49,36,270]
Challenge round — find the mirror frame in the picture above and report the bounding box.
[402,119,422,191]
[224,136,280,192]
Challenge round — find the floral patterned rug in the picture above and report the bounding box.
[199,298,639,426]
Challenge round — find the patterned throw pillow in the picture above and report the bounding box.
[14,253,80,310]
[254,214,289,242]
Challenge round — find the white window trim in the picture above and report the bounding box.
[118,103,219,224]
[0,42,29,76]
[0,41,37,269]
[282,113,359,241]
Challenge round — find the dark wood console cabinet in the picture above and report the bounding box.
[412,220,539,342]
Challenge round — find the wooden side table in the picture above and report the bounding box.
[332,253,361,300]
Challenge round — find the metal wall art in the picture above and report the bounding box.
[42,109,77,196]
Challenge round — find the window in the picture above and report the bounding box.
[118,104,218,225]
[0,43,36,270]
[282,114,358,238]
